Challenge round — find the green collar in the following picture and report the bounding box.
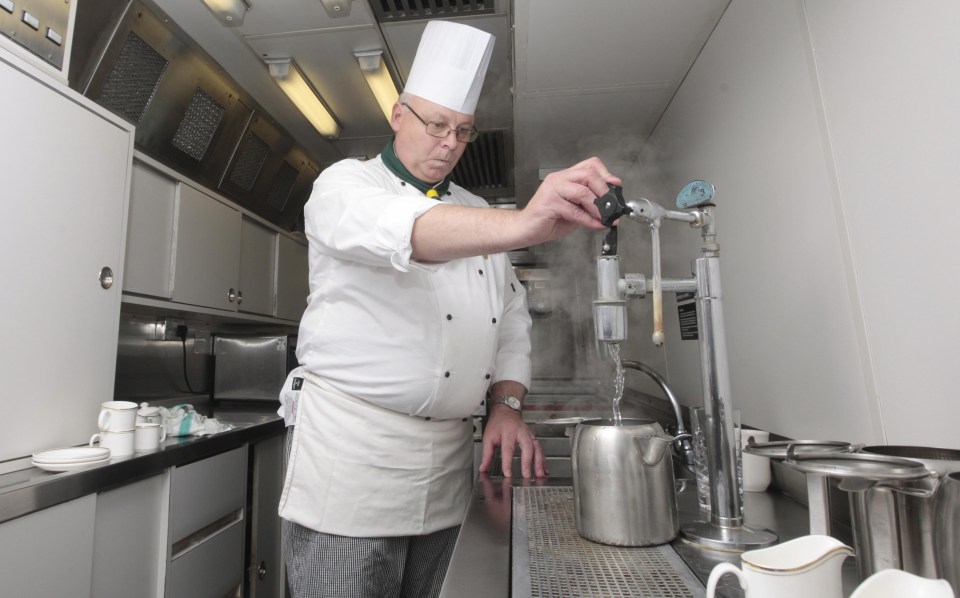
[381,139,451,198]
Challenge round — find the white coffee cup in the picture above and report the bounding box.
[98,400,138,432]
[134,423,167,453]
[741,429,772,492]
[90,430,134,457]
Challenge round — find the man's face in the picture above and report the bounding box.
[390,96,474,183]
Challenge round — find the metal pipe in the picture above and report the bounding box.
[593,255,626,343]
[679,255,776,550]
[694,256,742,528]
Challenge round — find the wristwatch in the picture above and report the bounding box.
[493,395,522,412]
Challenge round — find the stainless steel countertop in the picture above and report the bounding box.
[441,471,862,598]
[0,400,284,524]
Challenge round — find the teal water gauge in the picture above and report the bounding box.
[676,180,715,209]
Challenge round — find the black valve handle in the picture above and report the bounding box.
[594,184,632,228]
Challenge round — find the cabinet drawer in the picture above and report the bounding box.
[170,447,247,542]
[167,519,244,598]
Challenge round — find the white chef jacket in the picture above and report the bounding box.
[279,154,532,536]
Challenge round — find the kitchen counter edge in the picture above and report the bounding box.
[0,404,284,524]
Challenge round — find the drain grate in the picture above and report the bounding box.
[514,487,702,598]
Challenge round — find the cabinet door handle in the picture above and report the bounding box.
[228,288,237,302]
[258,561,267,580]
[99,266,114,289]
[237,290,243,305]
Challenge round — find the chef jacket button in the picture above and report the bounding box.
[446,314,452,320]
[444,371,450,378]
[485,373,491,380]
[425,417,432,421]
[447,191,452,196]
[462,417,468,422]
[401,181,406,186]
[492,317,497,324]
[478,269,484,275]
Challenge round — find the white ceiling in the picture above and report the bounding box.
[151,0,730,198]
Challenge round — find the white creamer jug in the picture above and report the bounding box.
[706,535,853,598]
[850,569,955,598]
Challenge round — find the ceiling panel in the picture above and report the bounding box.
[237,0,376,36]
[247,27,395,139]
[511,0,729,204]
[513,87,673,203]
[515,0,729,93]
[149,0,729,199]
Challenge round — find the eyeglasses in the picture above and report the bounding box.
[402,102,479,143]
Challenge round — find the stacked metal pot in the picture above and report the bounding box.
[777,443,960,594]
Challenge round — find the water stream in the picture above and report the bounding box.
[608,343,624,425]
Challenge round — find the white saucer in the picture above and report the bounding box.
[32,456,110,472]
[32,446,111,464]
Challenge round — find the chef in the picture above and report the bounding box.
[279,19,620,598]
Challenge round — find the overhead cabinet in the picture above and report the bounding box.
[173,183,243,311]
[276,234,309,322]
[239,217,279,317]
[124,158,308,321]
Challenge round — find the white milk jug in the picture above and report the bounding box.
[706,535,853,598]
[850,569,955,598]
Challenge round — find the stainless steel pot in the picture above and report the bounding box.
[571,418,681,546]
[935,471,960,596]
[844,445,960,581]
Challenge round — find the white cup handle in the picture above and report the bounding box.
[158,425,167,443]
[89,433,101,446]
[98,410,111,431]
[706,562,747,598]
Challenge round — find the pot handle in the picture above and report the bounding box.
[706,562,747,598]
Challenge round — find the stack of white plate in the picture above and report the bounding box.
[31,447,111,472]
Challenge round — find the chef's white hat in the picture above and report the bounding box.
[404,20,494,116]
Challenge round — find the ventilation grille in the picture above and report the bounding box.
[267,161,299,212]
[451,131,507,191]
[172,89,225,161]
[370,0,495,22]
[228,133,270,192]
[97,32,168,124]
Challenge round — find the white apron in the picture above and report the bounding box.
[278,371,474,537]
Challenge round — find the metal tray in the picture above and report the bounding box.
[783,450,930,481]
[743,439,851,459]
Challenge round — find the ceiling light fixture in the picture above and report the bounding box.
[201,0,249,26]
[265,58,341,139]
[355,50,399,123]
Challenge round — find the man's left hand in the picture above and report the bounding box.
[479,407,548,479]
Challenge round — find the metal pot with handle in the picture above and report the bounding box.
[935,471,960,596]
[852,445,960,581]
[784,446,956,583]
[571,418,688,546]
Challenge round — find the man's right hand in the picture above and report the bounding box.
[519,157,623,244]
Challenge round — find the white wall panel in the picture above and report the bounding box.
[638,0,880,442]
[804,0,960,446]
